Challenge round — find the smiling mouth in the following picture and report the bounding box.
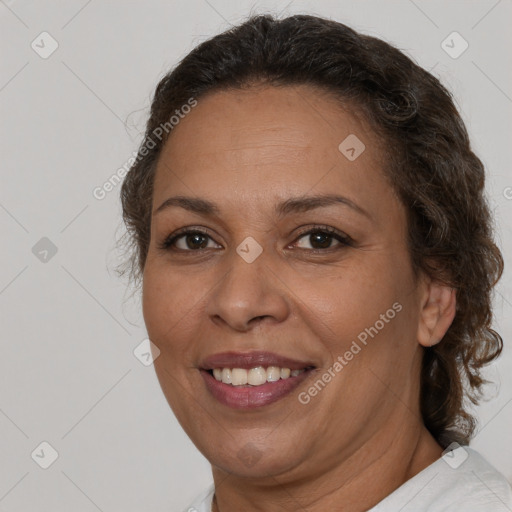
[206,365,315,386]
[200,365,316,409]
[199,350,317,408]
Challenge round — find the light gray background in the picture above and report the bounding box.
[1,1,511,511]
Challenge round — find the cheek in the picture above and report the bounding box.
[298,254,415,370]
[303,265,399,332]
[141,264,195,348]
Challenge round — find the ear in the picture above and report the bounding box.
[417,277,457,348]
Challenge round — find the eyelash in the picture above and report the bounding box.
[157,225,353,254]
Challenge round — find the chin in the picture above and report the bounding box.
[202,438,304,479]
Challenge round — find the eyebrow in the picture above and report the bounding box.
[154,193,372,220]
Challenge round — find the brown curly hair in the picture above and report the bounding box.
[118,14,504,447]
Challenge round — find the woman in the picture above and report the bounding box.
[118,14,512,512]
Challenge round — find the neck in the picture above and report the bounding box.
[210,423,442,512]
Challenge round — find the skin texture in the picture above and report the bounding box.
[142,85,457,512]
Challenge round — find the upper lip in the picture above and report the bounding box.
[200,351,315,371]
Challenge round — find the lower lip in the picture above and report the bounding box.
[200,369,313,409]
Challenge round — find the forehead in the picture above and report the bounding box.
[159,84,375,158]
[152,85,395,219]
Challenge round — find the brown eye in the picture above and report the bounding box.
[159,229,220,251]
[180,233,209,250]
[297,232,336,249]
[293,227,352,251]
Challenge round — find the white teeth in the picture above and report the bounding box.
[211,366,308,386]
[221,368,232,384]
[248,367,267,385]
[280,368,291,379]
[231,368,248,386]
[266,366,281,382]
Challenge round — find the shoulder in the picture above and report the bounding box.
[183,483,215,512]
[370,446,512,512]
[184,448,512,512]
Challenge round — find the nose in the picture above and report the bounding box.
[206,249,290,332]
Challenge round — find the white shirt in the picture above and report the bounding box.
[183,446,512,511]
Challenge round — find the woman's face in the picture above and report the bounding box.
[143,85,428,479]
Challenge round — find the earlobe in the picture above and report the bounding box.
[417,280,457,348]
